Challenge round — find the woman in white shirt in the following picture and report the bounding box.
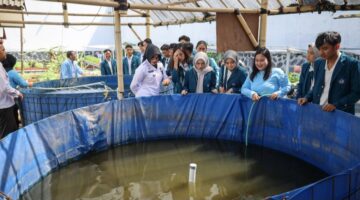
[130,44,170,97]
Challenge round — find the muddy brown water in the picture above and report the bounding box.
[20,139,327,200]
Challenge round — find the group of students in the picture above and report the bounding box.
[129,35,291,101]
[129,35,246,96]
[297,32,360,114]
[1,31,360,139]
[130,43,290,99]
[129,31,360,116]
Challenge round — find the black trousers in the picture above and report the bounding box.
[0,106,18,139]
[13,100,21,127]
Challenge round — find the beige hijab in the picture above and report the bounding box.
[193,52,213,93]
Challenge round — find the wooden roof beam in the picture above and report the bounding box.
[0,9,143,17]
[62,3,69,28]
[0,19,152,26]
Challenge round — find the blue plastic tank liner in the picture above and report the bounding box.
[1,94,360,200]
[20,75,132,125]
[20,75,174,125]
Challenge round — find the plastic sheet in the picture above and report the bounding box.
[1,94,360,200]
[20,75,132,125]
[20,75,175,125]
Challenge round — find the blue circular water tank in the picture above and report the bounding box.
[20,75,133,125]
[1,94,360,200]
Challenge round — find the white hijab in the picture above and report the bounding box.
[193,52,213,93]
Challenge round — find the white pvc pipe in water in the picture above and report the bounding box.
[189,163,197,183]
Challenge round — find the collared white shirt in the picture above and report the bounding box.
[140,53,144,64]
[309,64,315,89]
[70,60,79,77]
[106,59,113,75]
[164,57,170,71]
[320,53,341,106]
[226,69,232,82]
[130,60,167,97]
[127,56,133,75]
[0,63,20,109]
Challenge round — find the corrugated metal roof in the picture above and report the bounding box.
[0,0,359,27]
[0,0,24,27]
[0,0,24,9]
[126,0,360,24]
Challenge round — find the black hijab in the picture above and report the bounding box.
[142,44,162,67]
[1,53,16,72]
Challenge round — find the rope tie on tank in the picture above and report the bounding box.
[31,82,108,91]
[245,94,272,146]
[0,191,12,200]
[103,84,110,100]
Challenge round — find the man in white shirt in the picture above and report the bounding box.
[298,31,360,114]
[0,44,23,138]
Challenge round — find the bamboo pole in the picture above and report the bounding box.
[236,13,259,48]
[0,20,152,26]
[129,4,237,13]
[268,5,360,15]
[20,27,24,74]
[259,0,268,48]
[114,10,124,99]
[152,16,215,27]
[334,13,360,19]
[129,3,360,14]
[163,0,202,6]
[40,0,237,13]
[62,3,69,28]
[42,0,118,7]
[130,9,148,16]
[128,24,142,41]
[146,10,150,38]
[0,9,143,17]
[36,0,360,15]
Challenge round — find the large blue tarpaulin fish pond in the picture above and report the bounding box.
[20,75,174,126]
[1,94,360,199]
[20,75,133,125]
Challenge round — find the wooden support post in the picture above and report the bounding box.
[236,13,259,48]
[62,3,69,28]
[114,10,124,99]
[128,24,142,41]
[146,10,150,38]
[20,27,24,74]
[259,0,268,48]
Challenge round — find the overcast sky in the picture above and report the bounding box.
[3,1,360,52]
